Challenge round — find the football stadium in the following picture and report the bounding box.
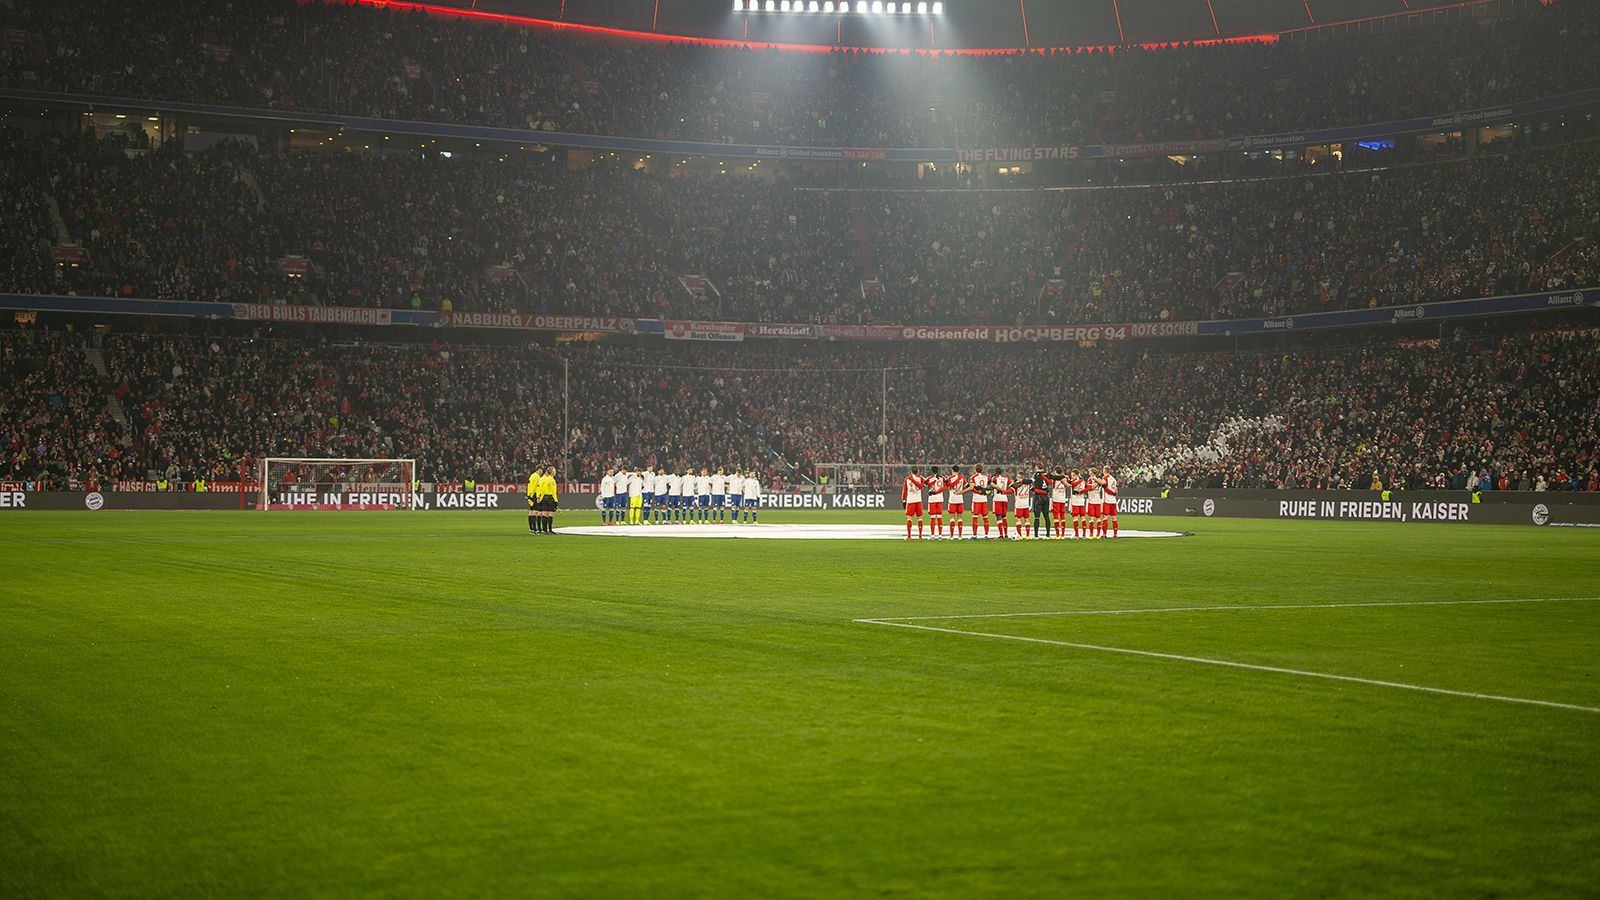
[3,0,1599,894]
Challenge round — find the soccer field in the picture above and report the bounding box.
[4,510,1598,896]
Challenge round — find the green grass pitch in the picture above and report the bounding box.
[3,510,1598,896]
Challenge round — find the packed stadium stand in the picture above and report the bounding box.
[5,328,1597,495]
[3,132,1597,323]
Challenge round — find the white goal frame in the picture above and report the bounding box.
[259,457,418,510]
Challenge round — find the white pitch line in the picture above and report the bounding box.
[855,596,1600,623]
[858,619,1600,714]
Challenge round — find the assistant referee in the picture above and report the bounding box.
[526,465,560,535]
[534,464,547,528]
[539,465,559,535]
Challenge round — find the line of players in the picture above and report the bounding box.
[597,467,764,525]
[900,465,1121,540]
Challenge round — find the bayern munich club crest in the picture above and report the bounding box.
[1202,498,1216,517]
[84,491,105,511]
[1531,503,1550,526]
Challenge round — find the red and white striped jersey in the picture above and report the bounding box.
[1104,474,1119,496]
[902,474,925,503]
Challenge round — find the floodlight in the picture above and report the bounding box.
[887,1,897,10]
[809,0,820,10]
[824,0,834,10]
[733,0,740,10]
[766,0,775,9]
[916,1,927,11]
[870,0,882,12]
[780,0,790,10]
[932,1,943,13]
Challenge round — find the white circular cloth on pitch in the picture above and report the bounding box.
[555,524,1188,540]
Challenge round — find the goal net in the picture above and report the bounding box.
[259,458,418,510]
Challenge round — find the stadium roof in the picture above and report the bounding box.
[416,0,1504,50]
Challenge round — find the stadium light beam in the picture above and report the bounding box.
[732,0,939,11]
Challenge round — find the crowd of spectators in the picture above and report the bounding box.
[0,128,59,296]
[13,323,1595,498]
[0,330,134,489]
[12,133,1598,324]
[3,0,1595,148]
[869,139,1600,323]
[101,333,564,486]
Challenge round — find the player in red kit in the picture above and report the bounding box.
[926,471,947,539]
[1013,475,1031,539]
[1070,468,1089,538]
[901,467,926,540]
[969,465,991,539]
[990,470,1011,539]
[1101,465,1120,538]
[945,466,967,539]
[1049,467,1069,539]
[1086,470,1106,539]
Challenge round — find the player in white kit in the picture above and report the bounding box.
[695,469,713,523]
[710,468,728,524]
[598,469,617,525]
[641,468,657,525]
[741,472,762,523]
[665,469,684,523]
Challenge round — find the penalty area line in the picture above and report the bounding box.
[854,617,1600,716]
[856,595,1600,623]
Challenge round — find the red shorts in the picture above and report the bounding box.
[905,501,922,517]
[1015,506,1029,519]
[1052,501,1067,517]
[1105,496,1117,513]
[947,503,963,515]
[929,501,944,515]
[1071,504,1086,517]
[972,501,989,516]
[994,500,1009,515]
[1088,503,1102,517]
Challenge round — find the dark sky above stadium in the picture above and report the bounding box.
[451,0,1462,48]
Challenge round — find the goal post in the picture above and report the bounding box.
[259,458,418,510]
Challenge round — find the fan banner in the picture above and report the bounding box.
[663,320,746,342]
[437,311,635,332]
[232,304,392,325]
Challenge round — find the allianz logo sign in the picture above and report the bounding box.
[1546,291,1585,307]
[1392,306,1427,321]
